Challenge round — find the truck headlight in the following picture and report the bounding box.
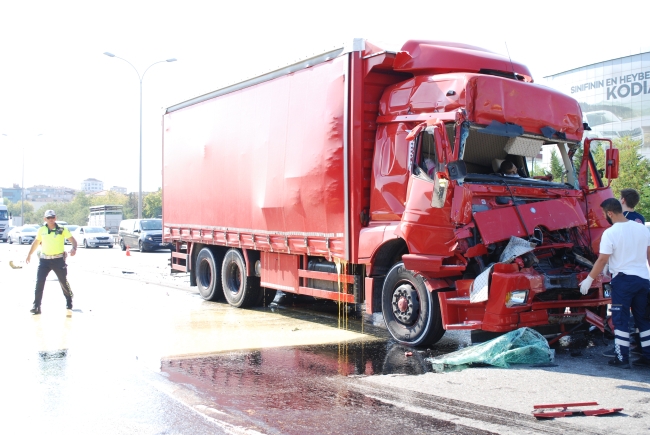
[146,236,153,241]
[505,290,529,307]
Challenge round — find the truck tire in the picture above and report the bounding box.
[381,262,445,347]
[196,247,225,301]
[120,239,126,251]
[221,249,258,308]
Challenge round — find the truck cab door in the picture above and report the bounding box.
[398,122,454,256]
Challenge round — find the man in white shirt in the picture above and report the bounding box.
[580,198,650,369]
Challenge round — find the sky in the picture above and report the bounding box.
[1,0,649,194]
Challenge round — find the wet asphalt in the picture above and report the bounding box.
[1,242,649,434]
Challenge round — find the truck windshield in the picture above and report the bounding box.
[451,124,578,188]
[141,220,162,230]
[0,210,8,220]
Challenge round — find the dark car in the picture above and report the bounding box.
[118,219,173,252]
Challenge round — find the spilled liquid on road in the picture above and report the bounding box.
[161,338,490,435]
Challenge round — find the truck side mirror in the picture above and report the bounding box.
[605,147,619,180]
[447,160,467,181]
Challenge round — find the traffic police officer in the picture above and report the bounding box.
[26,209,78,315]
[580,198,650,368]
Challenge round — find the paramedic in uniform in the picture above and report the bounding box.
[25,209,77,315]
[580,198,650,368]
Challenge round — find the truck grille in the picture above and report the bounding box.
[151,235,162,243]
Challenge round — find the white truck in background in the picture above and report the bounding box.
[0,203,9,237]
[88,205,123,234]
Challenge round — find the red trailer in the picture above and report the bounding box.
[163,39,619,346]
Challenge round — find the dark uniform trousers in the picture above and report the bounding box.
[611,272,650,362]
[33,257,73,308]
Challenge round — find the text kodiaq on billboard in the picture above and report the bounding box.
[571,71,650,100]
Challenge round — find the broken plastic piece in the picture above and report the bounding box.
[585,310,605,332]
[478,120,523,137]
[532,402,622,419]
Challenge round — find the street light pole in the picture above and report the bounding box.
[21,134,42,224]
[2,133,41,225]
[103,52,177,219]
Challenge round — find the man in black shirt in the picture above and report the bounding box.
[620,188,645,224]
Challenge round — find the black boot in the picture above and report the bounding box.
[30,306,41,315]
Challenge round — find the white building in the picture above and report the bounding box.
[543,51,650,160]
[81,178,103,192]
[25,185,76,202]
[110,186,127,194]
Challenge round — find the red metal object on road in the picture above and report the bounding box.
[533,402,623,418]
[163,39,619,347]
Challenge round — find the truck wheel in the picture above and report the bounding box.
[221,249,258,308]
[139,241,146,252]
[120,239,126,251]
[381,262,445,347]
[196,248,224,301]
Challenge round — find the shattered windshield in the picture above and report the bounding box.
[449,124,578,188]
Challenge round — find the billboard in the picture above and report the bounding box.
[543,51,650,159]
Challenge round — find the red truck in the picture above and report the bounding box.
[163,39,619,346]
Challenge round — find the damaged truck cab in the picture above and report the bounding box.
[368,50,619,345]
[164,39,619,347]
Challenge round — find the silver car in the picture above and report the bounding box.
[8,226,38,244]
[73,226,114,248]
[64,225,79,244]
[0,225,14,243]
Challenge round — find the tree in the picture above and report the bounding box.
[550,149,564,182]
[596,137,650,218]
[3,199,36,224]
[36,192,93,225]
[528,158,550,177]
[143,189,162,218]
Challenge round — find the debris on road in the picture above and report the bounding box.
[8,260,23,269]
[532,401,623,418]
[428,327,553,371]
